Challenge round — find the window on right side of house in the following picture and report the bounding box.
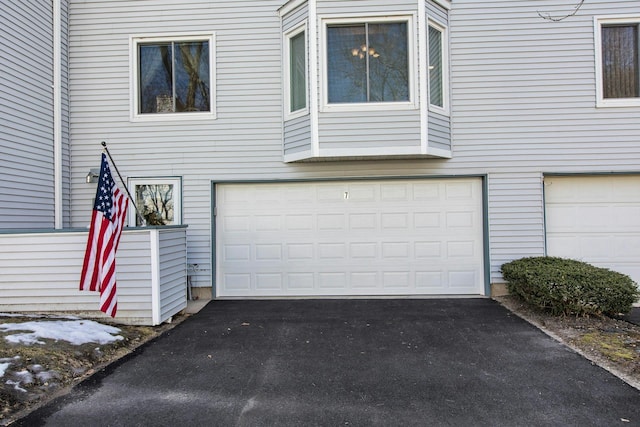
[597,19,640,107]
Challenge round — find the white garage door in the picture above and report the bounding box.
[215,178,485,297]
[545,175,640,285]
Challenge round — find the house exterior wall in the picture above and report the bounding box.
[67,0,640,290]
[0,0,71,230]
[1,1,60,229]
[452,0,640,281]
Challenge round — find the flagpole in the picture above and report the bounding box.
[100,141,146,226]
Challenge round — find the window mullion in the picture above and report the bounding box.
[637,24,640,97]
[365,23,370,102]
[171,42,177,112]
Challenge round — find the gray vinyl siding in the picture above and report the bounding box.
[69,0,286,290]
[68,0,640,288]
[450,0,640,279]
[449,0,640,173]
[61,0,72,227]
[487,172,545,283]
[319,111,422,150]
[282,2,308,32]
[426,0,448,24]
[284,115,312,155]
[428,112,451,151]
[317,0,418,15]
[0,0,55,229]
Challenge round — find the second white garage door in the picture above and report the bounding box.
[215,178,485,298]
[545,175,640,285]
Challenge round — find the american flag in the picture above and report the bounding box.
[79,153,129,317]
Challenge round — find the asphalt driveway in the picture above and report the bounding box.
[16,299,640,426]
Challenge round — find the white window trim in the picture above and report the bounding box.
[594,15,640,108]
[130,32,216,122]
[319,13,418,113]
[127,177,182,227]
[283,22,309,121]
[427,18,450,115]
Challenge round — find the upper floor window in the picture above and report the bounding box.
[322,16,415,110]
[131,33,215,120]
[428,20,449,113]
[595,17,640,107]
[284,23,308,119]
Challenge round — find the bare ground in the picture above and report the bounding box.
[1,298,640,425]
[496,295,640,390]
[0,313,185,426]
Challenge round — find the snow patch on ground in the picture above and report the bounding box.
[0,319,123,345]
[0,363,10,378]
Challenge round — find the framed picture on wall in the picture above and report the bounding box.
[127,177,182,227]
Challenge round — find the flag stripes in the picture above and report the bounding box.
[79,153,128,317]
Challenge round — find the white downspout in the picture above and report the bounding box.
[53,0,63,229]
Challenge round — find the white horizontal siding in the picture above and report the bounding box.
[0,228,187,325]
[158,229,188,322]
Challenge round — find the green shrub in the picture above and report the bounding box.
[501,256,640,317]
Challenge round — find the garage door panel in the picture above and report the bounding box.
[445,181,475,199]
[287,273,314,290]
[450,271,478,288]
[546,176,640,286]
[416,272,443,289]
[615,207,640,229]
[614,236,640,258]
[216,179,484,297]
[351,272,379,289]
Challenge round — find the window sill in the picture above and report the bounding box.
[320,101,418,114]
[428,104,450,116]
[284,108,309,122]
[130,111,217,122]
[596,98,640,108]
